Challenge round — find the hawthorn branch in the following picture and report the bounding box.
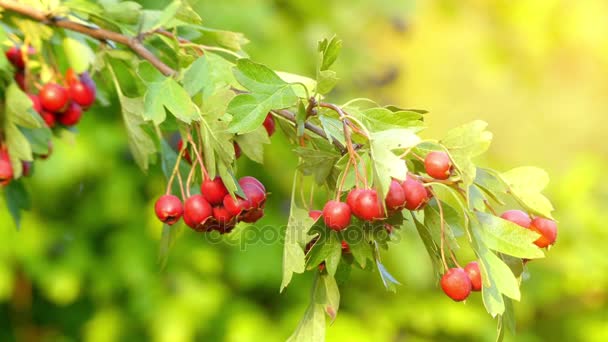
[0,0,346,151]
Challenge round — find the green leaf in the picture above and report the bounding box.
[424,204,460,251]
[182,53,236,97]
[343,226,372,269]
[234,126,270,163]
[350,107,425,132]
[287,273,326,342]
[101,1,141,24]
[294,145,340,185]
[376,256,401,292]
[227,90,297,134]
[318,36,342,71]
[62,34,95,73]
[370,129,419,199]
[316,70,338,95]
[3,180,30,230]
[441,120,493,187]
[158,223,183,269]
[501,167,554,219]
[281,172,315,292]
[316,273,340,322]
[476,212,545,259]
[144,78,200,124]
[413,214,442,277]
[233,59,289,93]
[192,26,249,52]
[276,71,317,98]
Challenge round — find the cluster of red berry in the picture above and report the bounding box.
[153,115,276,233]
[5,45,96,128]
[155,175,267,234]
[441,211,557,301]
[0,147,13,186]
[315,152,449,232]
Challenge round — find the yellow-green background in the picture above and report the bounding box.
[1,0,607,341]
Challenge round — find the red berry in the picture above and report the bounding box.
[529,217,557,248]
[183,194,212,229]
[65,68,79,85]
[177,139,192,163]
[29,95,42,113]
[234,142,242,159]
[14,71,25,90]
[309,210,322,221]
[68,80,95,109]
[241,208,264,223]
[213,206,234,223]
[263,113,276,136]
[223,194,252,216]
[239,176,266,192]
[40,111,56,128]
[341,240,350,253]
[385,179,406,210]
[425,151,452,180]
[346,188,363,210]
[440,268,472,301]
[401,177,429,210]
[464,261,482,291]
[322,200,351,231]
[352,189,383,221]
[57,102,83,126]
[5,46,24,69]
[154,195,184,225]
[39,83,69,112]
[0,151,13,187]
[201,177,229,205]
[22,161,33,177]
[500,210,531,228]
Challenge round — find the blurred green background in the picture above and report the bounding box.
[1,0,608,341]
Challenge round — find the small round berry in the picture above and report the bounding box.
[322,200,351,231]
[69,80,96,109]
[352,189,383,221]
[213,206,234,224]
[183,195,213,229]
[385,179,406,210]
[401,177,429,210]
[309,210,322,221]
[346,188,363,210]
[425,151,452,180]
[201,177,229,205]
[57,102,83,126]
[263,113,276,136]
[440,268,472,301]
[223,194,252,216]
[529,217,557,248]
[500,210,531,228]
[464,261,482,292]
[0,153,14,187]
[154,195,184,225]
[39,83,69,112]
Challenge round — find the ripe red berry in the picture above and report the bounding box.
[500,210,531,228]
[183,194,212,229]
[322,200,351,231]
[440,268,472,301]
[464,261,482,291]
[352,189,383,221]
[57,102,83,126]
[239,176,266,192]
[241,208,264,223]
[29,95,42,113]
[201,177,229,205]
[223,194,252,216]
[309,210,322,221]
[263,113,276,136]
[425,151,452,180]
[385,179,406,210]
[213,206,234,224]
[22,161,33,177]
[341,240,350,253]
[529,217,557,248]
[346,188,363,210]
[14,71,25,90]
[68,80,96,109]
[5,46,24,69]
[238,176,266,208]
[234,142,242,159]
[177,139,192,163]
[154,195,184,225]
[65,68,79,85]
[40,111,56,128]
[0,151,13,186]
[401,177,429,210]
[39,83,69,112]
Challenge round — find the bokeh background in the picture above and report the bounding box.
[1,0,608,341]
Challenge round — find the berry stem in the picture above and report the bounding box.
[185,160,197,197]
[430,188,450,272]
[335,158,353,201]
[449,249,462,268]
[165,146,185,195]
[187,133,209,180]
